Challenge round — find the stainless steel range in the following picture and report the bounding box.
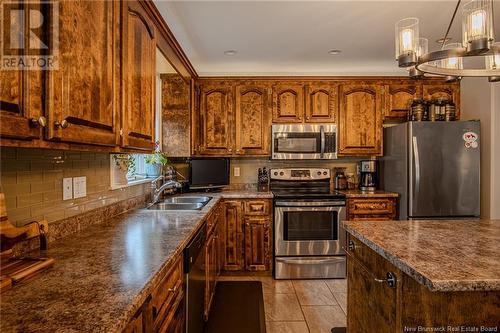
[270,168,346,279]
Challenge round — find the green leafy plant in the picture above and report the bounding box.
[145,151,168,166]
[112,154,136,174]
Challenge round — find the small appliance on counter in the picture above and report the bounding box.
[358,160,378,192]
[333,167,347,190]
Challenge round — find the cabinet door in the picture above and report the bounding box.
[338,84,383,156]
[121,1,156,150]
[384,83,422,120]
[204,233,217,320]
[222,201,244,271]
[216,209,225,277]
[198,85,233,155]
[46,0,119,146]
[423,82,461,118]
[272,84,304,123]
[305,84,337,123]
[234,85,271,155]
[244,216,271,271]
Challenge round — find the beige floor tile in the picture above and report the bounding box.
[333,292,347,315]
[266,321,310,333]
[302,305,346,333]
[264,293,305,321]
[293,280,337,306]
[259,276,295,294]
[325,279,347,293]
[218,275,259,281]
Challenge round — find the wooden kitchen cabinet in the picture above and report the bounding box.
[338,83,383,156]
[305,83,337,123]
[196,84,233,155]
[221,200,244,271]
[44,0,120,146]
[234,85,271,155]
[422,82,461,118]
[205,227,217,320]
[123,296,152,333]
[347,197,397,221]
[383,83,422,120]
[272,83,305,123]
[244,216,271,271]
[121,1,156,150]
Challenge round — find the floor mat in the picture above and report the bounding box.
[203,281,266,333]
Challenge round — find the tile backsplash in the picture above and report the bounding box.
[0,147,149,226]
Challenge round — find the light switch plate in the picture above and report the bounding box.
[63,178,73,200]
[73,176,87,199]
[234,167,240,177]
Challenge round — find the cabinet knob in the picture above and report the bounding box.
[306,116,310,120]
[30,116,47,128]
[54,119,69,129]
[168,285,177,293]
[228,148,233,152]
[348,240,357,251]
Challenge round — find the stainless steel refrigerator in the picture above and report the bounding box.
[382,121,480,220]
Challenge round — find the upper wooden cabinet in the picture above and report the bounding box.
[272,84,304,123]
[121,1,156,150]
[234,85,271,155]
[44,1,119,146]
[305,84,337,123]
[423,82,461,117]
[197,84,233,155]
[338,83,383,156]
[383,83,422,120]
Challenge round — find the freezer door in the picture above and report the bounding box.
[409,121,480,218]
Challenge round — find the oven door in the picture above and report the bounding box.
[274,200,346,256]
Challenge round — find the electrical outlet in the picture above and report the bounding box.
[63,178,73,200]
[234,167,240,177]
[73,176,87,199]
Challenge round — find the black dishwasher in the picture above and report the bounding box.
[184,223,206,333]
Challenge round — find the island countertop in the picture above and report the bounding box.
[342,219,500,292]
[0,190,272,332]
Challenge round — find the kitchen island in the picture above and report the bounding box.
[342,219,500,332]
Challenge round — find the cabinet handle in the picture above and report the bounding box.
[245,222,250,227]
[54,119,69,129]
[228,148,233,152]
[344,246,397,289]
[168,285,177,293]
[348,240,357,251]
[306,116,310,120]
[30,116,47,128]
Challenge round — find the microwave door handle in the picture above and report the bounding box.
[320,125,325,158]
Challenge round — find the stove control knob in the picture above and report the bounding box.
[279,172,284,176]
[274,172,278,176]
[323,171,328,175]
[317,171,322,176]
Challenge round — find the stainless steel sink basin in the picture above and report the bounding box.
[163,196,212,204]
[147,202,206,211]
[147,196,212,211]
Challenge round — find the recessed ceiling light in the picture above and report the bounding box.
[436,37,452,44]
[328,50,342,55]
[224,50,237,56]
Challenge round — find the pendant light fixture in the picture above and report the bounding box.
[395,0,500,82]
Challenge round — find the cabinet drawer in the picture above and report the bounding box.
[244,200,270,215]
[348,198,395,215]
[151,255,183,331]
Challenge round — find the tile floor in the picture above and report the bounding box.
[219,276,347,333]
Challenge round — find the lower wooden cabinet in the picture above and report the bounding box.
[204,225,218,320]
[221,199,272,273]
[347,197,397,221]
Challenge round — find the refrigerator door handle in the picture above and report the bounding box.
[412,136,420,210]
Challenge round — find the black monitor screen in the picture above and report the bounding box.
[190,159,229,188]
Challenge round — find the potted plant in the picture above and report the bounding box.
[112,154,135,185]
[145,142,168,177]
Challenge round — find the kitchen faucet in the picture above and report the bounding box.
[150,175,182,206]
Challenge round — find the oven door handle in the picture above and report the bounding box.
[276,257,345,265]
[275,201,346,207]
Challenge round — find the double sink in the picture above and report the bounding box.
[147,196,212,211]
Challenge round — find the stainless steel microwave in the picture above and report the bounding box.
[271,124,337,159]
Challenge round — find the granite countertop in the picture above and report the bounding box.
[0,190,272,332]
[339,190,399,198]
[343,219,500,292]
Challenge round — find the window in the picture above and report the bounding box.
[110,153,153,189]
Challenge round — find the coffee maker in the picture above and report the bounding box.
[359,160,378,191]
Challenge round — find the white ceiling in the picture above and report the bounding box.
[154,0,500,76]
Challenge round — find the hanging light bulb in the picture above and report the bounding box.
[440,43,464,82]
[395,18,419,67]
[462,0,494,54]
[409,38,429,79]
[486,42,500,82]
